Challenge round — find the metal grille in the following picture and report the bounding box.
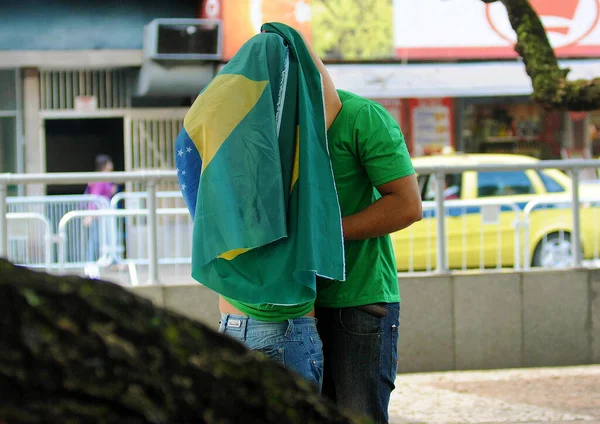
[125,111,187,194]
[39,69,134,110]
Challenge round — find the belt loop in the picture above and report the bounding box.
[285,318,294,338]
[241,316,249,339]
[219,313,229,326]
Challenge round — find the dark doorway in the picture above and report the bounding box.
[45,118,124,195]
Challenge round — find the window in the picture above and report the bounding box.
[419,173,462,201]
[477,171,534,197]
[537,171,566,193]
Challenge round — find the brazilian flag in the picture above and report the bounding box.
[175,23,345,306]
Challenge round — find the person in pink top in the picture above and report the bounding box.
[84,154,117,262]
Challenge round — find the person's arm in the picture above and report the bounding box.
[342,103,422,241]
[342,174,422,240]
[262,27,341,128]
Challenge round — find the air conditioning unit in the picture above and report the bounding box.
[143,19,222,61]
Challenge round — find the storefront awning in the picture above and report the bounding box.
[326,59,600,99]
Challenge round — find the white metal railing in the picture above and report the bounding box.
[1,160,600,283]
[7,194,110,265]
[396,198,524,273]
[0,170,174,283]
[56,207,192,269]
[108,191,189,265]
[7,212,52,270]
[110,190,187,209]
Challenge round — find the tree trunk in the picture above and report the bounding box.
[0,259,371,424]
[482,0,600,111]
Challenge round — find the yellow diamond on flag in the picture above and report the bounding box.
[184,74,269,171]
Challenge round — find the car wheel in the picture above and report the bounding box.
[531,232,574,269]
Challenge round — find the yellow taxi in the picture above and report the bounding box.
[391,153,600,271]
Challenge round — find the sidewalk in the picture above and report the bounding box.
[389,365,600,424]
[79,266,599,424]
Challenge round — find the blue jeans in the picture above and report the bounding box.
[218,314,324,391]
[87,220,99,262]
[316,303,400,424]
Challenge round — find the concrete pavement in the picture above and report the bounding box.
[389,365,600,424]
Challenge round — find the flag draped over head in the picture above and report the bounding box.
[175,22,345,305]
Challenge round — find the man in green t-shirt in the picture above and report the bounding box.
[316,90,422,423]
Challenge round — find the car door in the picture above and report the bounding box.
[472,170,538,268]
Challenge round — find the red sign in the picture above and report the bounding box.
[486,0,600,49]
[395,0,600,60]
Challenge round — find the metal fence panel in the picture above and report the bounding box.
[6,195,110,266]
[39,69,133,110]
[1,162,599,283]
[7,212,52,269]
[392,199,523,272]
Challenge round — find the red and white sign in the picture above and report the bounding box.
[408,98,454,157]
[394,0,600,60]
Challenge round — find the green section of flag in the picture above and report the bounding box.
[189,23,344,306]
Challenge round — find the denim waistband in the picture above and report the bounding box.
[220,313,317,326]
[220,313,317,337]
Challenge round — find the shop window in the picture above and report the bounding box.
[590,111,600,159]
[477,171,534,197]
[537,171,566,193]
[465,100,553,158]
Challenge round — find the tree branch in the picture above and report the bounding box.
[483,0,600,111]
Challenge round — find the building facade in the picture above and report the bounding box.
[0,0,212,196]
[1,0,599,197]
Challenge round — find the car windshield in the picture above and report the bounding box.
[477,171,534,197]
[537,171,566,193]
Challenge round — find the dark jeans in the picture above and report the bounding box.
[316,302,400,424]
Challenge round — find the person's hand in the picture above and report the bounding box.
[83,216,93,227]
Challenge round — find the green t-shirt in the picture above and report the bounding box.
[222,297,314,322]
[316,90,415,308]
[224,90,414,318]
